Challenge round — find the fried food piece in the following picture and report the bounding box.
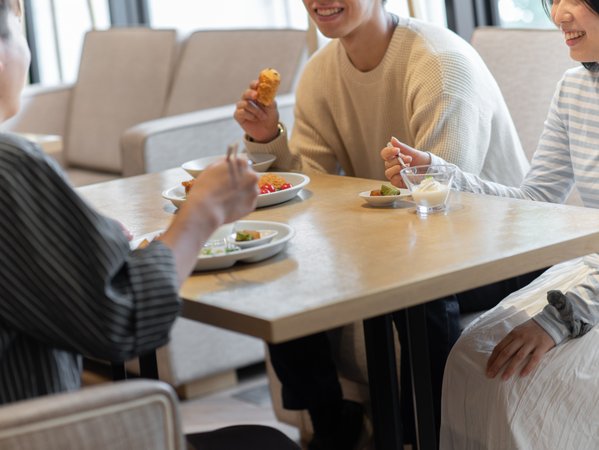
[256,68,280,106]
[259,174,287,190]
[182,179,195,195]
[137,238,151,249]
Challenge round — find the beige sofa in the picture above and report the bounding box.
[3,27,307,398]
[3,27,305,185]
[264,27,580,444]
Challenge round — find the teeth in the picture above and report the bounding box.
[565,31,586,40]
[316,7,342,17]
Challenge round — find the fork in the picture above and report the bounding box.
[388,139,408,170]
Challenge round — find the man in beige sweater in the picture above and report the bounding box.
[234,1,531,449]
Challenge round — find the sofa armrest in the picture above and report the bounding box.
[2,83,73,136]
[121,93,295,177]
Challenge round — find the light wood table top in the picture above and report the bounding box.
[77,168,599,344]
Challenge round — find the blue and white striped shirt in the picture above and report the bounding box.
[0,134,180,403]
[431,66,599,345]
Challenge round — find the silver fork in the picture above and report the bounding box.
[387,139,408,170]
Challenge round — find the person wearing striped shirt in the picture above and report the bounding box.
[0,2,303,449]
[382,0,599,447]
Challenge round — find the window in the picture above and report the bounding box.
[497,0,553,28]
[147,0,308,32]
[28,0,110,84]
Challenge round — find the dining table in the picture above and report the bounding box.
[77,167,599,450]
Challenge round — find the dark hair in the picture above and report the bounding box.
[542,0,599,71]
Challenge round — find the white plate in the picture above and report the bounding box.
[162,185,186,208]
[359,189,411,206]
[257,172,310,208]
[182,153,276,177]
[130,221,294,271]
[227,229,278,249]
[162,172,310,209]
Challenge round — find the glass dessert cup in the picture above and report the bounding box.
[400,164,457,216]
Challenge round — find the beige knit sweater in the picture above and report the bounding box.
[245,17,529,186]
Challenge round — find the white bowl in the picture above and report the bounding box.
[162,172,310,209]
[256,172,310,208]
[182,153,276,177]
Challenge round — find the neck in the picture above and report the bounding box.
[340,11,397,72]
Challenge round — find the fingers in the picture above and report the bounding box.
[391,136,416,153]
[384,164,405,187]
[235,98,267,122]
[486,320,556,381]
[486,334,518,379]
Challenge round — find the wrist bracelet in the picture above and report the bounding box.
[247,123,284,143]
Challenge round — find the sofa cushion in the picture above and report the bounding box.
[65,28,177,173]
[164,29,307,116]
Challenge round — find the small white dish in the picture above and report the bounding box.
[131,221,294,271]
[182,153,276,177]
[359,189,411,206]
[257,172,310,208]
[227,229,278,249]
[162,185,186,208]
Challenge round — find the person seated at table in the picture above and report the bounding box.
[234,0,535,448]
[381,1,599,448]
[0,2,298,449]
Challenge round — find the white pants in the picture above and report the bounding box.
[441,255,599,450]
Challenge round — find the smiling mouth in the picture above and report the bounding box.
[315,7,343,17]
[564,30,586,42]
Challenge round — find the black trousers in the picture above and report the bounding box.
[186,425,300,450]
[268,269,546,444]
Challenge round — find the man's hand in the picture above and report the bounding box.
[234,80,280,143]
[486,319,556,380]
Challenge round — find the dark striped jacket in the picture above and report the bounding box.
[0,134,180,404]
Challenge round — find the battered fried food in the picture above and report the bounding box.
[256,68,280,106]
[182,179,195,195]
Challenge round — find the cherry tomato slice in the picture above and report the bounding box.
[279,183,292,190]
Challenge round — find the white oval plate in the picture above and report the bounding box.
[257,172,310,208]
[182,153,276,177]
[162,172,310,209]
[227,229,278,249]
[359,189,411,206]
[130,221,294,271]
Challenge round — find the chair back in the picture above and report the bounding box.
[471,27,577,162]
[0,379,186,450]
[164,28,307,116]
[65,28,178,173]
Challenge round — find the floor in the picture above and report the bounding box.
[178,363,300,443]
[83,361,301,446]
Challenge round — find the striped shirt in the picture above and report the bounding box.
[430,66,599,344]
[0,134,180,404]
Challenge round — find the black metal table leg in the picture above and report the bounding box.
[139,351,160,379]
[363,314,403,450]
[111,362,127,381]
[402,303,437,450]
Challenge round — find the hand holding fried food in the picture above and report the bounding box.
[256,68,280,106]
